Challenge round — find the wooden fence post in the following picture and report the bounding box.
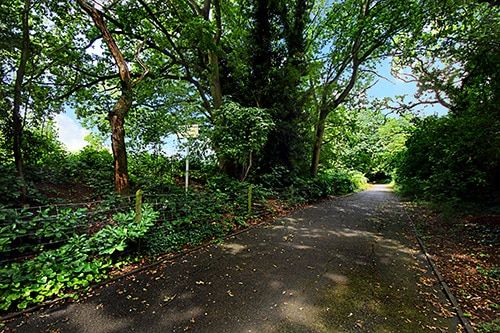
[135,189,143,223]
[247,184,253,215]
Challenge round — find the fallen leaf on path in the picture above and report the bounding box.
[163,294,177,303]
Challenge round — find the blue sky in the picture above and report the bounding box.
[54,109,90,152]
[368,59,447,116]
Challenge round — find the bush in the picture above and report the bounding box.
[211,101,274,179]
[140,175,277,256]
[22,127,67,175]
[278,169,366,204]
[257,165,294,189]
[129,153,178,192]
[0,165,26,206]
[396,114,499,201]
[0,207,88,254]
[63,146,114,189]
[141,189,236,255]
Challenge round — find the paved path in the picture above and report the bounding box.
[5,185,458,332]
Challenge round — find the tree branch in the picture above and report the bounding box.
[57,73,119,100]
[132,40,149,86]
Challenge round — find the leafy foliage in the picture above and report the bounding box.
[257,166,366,205]
[212,101,274,179]
[393,1,499,202]
[320,105,411,181]
[396,113,499,201]
[0,205,158,311]
[0,207,87,253]
[63,147,114,190]
[141,175,267,255]
[285,170,367,204]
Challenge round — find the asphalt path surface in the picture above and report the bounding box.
[5,185,458,332]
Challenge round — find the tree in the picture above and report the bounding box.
[211,0,313,177]
[87,0,231,170]
[76,0,148,195]
[1,0,77,200]
[11,0,31,199]
[211,101,274,180]
[248,0,311,175]
[309,0,424,176]
[116,0,224,115]
[318,100,411,180]
[395,1,500,200]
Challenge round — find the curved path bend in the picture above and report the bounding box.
[6,185,458,332]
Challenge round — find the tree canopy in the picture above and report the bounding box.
[0,0,497,201]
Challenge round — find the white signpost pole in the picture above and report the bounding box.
[185,145,189,193]
[181,125,198,193]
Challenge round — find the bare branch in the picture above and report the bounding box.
[359,68,393,83]
[132,40,149,86]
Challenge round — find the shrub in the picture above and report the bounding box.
[278,169,366,204]
[349,171,368,190]
[63,146,114,189]
[212,101,274,180]
[0,165,26,206]
[129,153,178,192]
[0,207,88,254]
[396,114,499,201]
[141,190,233,255]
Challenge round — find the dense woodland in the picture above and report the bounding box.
[0,0,498,323]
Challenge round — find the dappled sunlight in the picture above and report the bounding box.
[279,296,330,332]
[270,222,302,230]
[48,302,134,333]
[220,242,247,255]
[7,188,455,333]
[282,217,303,224]
[289,244,315,250]
[158,305,205,325]
[323,273,349,285]
[368,184,393,192]
[325,228,372,238]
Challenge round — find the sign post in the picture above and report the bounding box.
[179,125,199,193]
[185,145,189,193]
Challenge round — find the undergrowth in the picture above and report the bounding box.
[0,169,366,313]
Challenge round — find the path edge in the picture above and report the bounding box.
[403,208,474,333]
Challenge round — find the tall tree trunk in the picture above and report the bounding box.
[253,0,310,174]
[77,0,133,195]
[208,0,235,174]
[252,0,272,107]
[208,0,222,109]
[12,0,31,200]
[109,95,131,194]
[310,111,327,176]
[208,50,222,109]
[310,56,360,177]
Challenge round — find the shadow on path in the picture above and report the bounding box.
[6,185,458,333]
